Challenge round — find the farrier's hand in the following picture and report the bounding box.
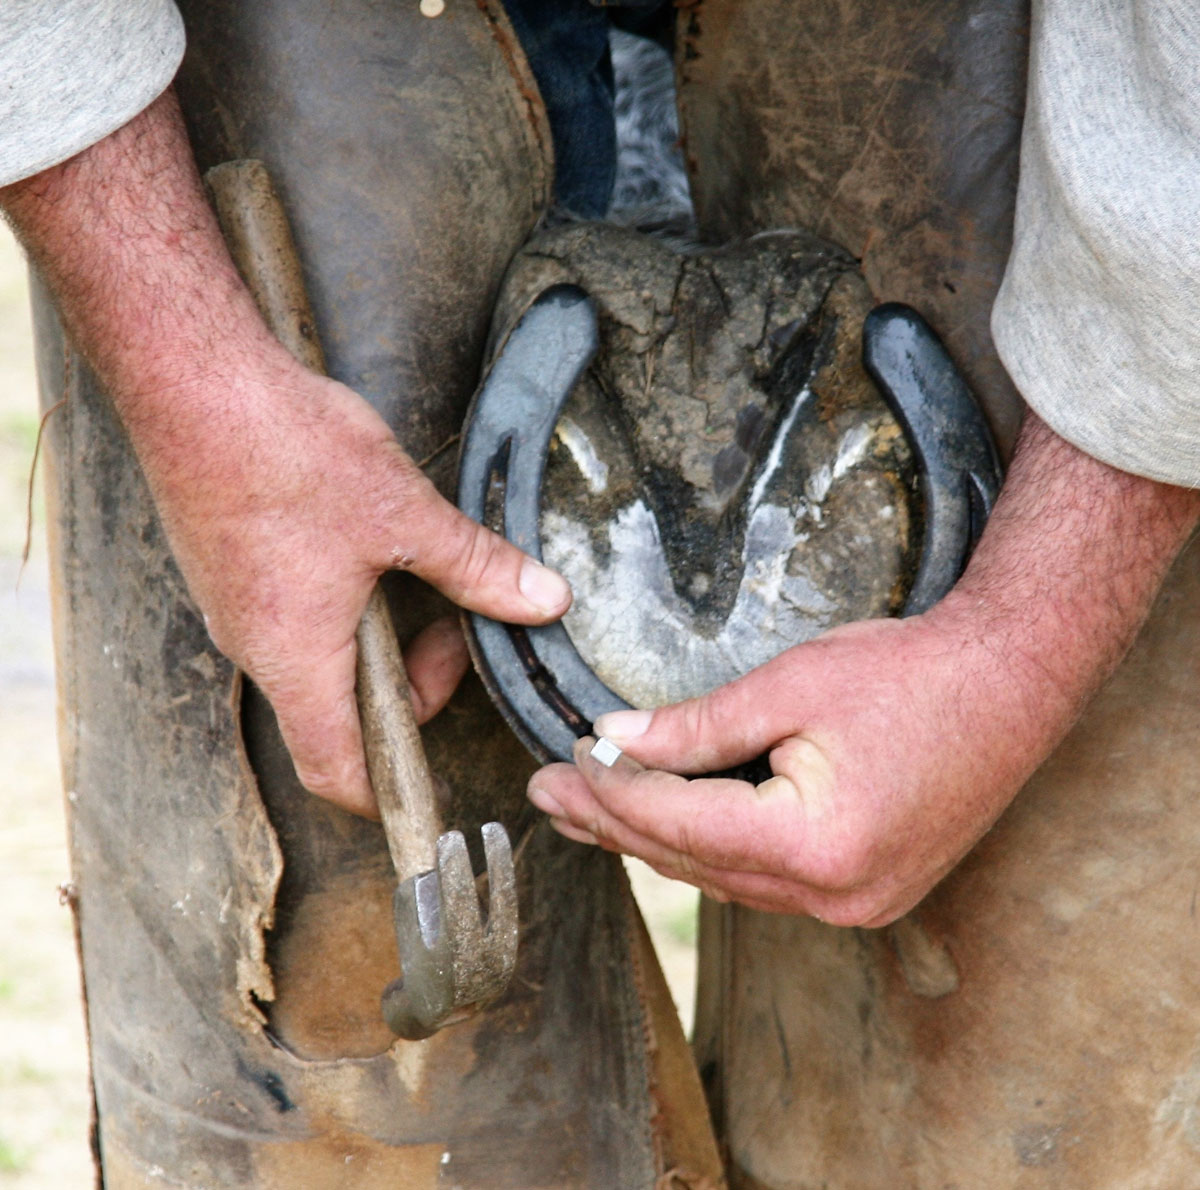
[529,604,1063,925]
[528,415,1200,924]
[0,89,570,817]
[156,353,569,818]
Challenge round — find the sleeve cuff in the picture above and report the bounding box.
[991,2,1200,489]
[0,1,186,188]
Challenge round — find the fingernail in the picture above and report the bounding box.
[593,708,653,743]
[528,784,565,817]
[519,560,571,614]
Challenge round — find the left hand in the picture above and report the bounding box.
[527,409,1200,926]
[527,601,1074,927]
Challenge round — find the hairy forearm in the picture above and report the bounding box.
[934,411,1200,732]
[1,90,571,813]
[0,89,300,508]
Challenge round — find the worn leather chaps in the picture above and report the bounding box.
[36,1,1200,1186]
[678,3,1200,1186]
[34,2,720,1186]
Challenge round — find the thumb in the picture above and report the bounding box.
[593,663,792,775]
[385,466,572,624]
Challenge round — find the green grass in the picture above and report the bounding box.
[0,410,38,452]
[0,1136,30,1176]
[0,1056,54,1089]
[662,898,698,946]
[13,1060,54,1087]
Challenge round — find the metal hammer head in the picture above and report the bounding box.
[380,822,518,1041]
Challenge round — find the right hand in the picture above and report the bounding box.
[148,355,571,818]
[0,90,567,819]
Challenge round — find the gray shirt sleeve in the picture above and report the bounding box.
[0,0,185,188]
[992,2,1200,486]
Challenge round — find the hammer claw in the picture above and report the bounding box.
[381,824,518,1041]
[479,821,519,975]
[436,831,486,954]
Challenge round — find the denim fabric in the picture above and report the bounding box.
[501,0,668,217]
[500,0,615,216]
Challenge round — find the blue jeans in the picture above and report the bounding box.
[501,0,668,217]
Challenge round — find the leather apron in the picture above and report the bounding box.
[33,2,721,1185]
[677,3,1200,1186]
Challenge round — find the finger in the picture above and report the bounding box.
[577,736,822,875]
[590,648,817,774]
[534,769,824,913]
[548,818,599,846]
[556,745,917,925]
[640,860,733,905]
[535,776,720,882]
[255,637,379,820]
[381,465,571,624]
[401,616,469,724]
[531,742,800,879]
[529,763,681,868]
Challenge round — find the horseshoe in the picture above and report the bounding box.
[458,285,1001,764]
[861,302,1002,615]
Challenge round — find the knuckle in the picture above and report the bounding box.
[806,833,875,895]
[293,761,339,800]
[376,469,437,563]
[463,528,503,589]
[673,847,701,885]
[448,520,504,595]
[199,605,269,673]
[378,444,427,506]
[239,639,306,697]
[204,622,237,664]
[294,756,372,815]
[582,811,610,844]
[675,697,720,766]
[668,819,720,891]
[654,849,703,891]
[648,860,680,885]
[670,815,701,869]
[862,902,906,929]
[814,903,864,929]
[819,891,891,929]
[228,637,274,684]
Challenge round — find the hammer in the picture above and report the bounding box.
[205,159,519,1041]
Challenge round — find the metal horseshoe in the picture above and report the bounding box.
[861,302,1002,615]
[458,285,1002,764]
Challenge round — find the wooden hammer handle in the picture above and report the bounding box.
[354,586,444,876]
[205,159,442,878]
